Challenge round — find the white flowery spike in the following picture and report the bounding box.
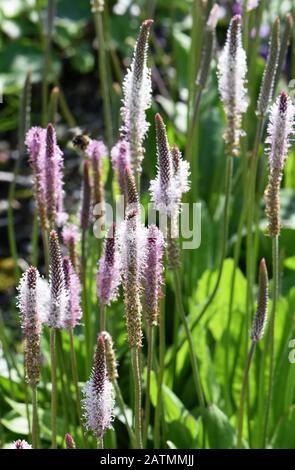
[171,144,190,195]
[217,15,248,156]
[118,209,147,348]
[48,230,69,329]
[264,92,295,237]
[149,114,190,216]
[10,439,32,449]
[82,334,115,439]
[120,19,153,174]
[18,267,49,326]
[17,266,49,385]
[265,92,295,173]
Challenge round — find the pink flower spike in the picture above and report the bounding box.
[11,439,32,449]
[265,91,295,173]
[86,139,107,163]
[80,159,92,231]
[149,114,190,216]
[119,209,147,348]
[65,433,76,449]
[25,127,46,165]
[82,334,115,439]
[97,224,121,306]
[44,123,66,227]
[144,225,165,326]
[120,20,153,173]
[17,266,49,385]
[111,140,131,195]
[62,256,82,329]
[25,127,48,230]
[217,15,248,155]
[62,224,80,246]
[48,230,68,329]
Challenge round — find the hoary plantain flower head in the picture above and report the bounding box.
[217,15,248,156]
[120,19,153,174]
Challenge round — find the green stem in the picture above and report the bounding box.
[100,304,106,331]
[7,159,21,282]
[225,204,247,414]
[144,325,154,446]
[48,86,59,125]
[93,10,113,151]
[194,154,233,326]
[186,88,202,168]
[173,269,205,408]
[114,380,135,447]
[50,328,57,448]
[237,341,256,448]
[55,83,77,128]
[41,0,55,126]
[171,299,179,389]
[245,116,264,345]
[154,295,165,448]
[188,0,205,126]
[31,385,39,449]
[82,230,91,373]
[31,213,39,266]
[262,235,279,447]
[68,328,87,446]
[97,437,104,449]
[41,229,49,277]
[131,347,143,449]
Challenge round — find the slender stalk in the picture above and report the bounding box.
[41,229,49,277]
[31,213,39,266]
[31,385,39,449]
[97,437,104,449]
[41,0,55,126]
[154,295,165,448]
[224,203,247,414]
[68,328,87,446]
[48,86,59,125]
[171,299,179,389]
[56,333,72,433]
[144,325,154,446]
[93,10,112,151]
[186,88,202,166]
[55,82,76,127]
[100,304,106,331]
[173,269,205,408]
[245,116,264,338]
[7,161,21,282]
[114,380,135,446]
[167,155,234,366]
[194,154,233,326]
[50,328,57,448]
[7,71,31,283]
[82,230,91,372]
[237,341,256,448]
[188,0,205,125]
[131,347,143,449]
[185,88,202,202]
[262,235,279,447]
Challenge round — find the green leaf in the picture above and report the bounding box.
[271,406,295,449]
[150,371,200,448]
[284,256,295,271]
[1,411,29,435]
[205,404,236,449]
